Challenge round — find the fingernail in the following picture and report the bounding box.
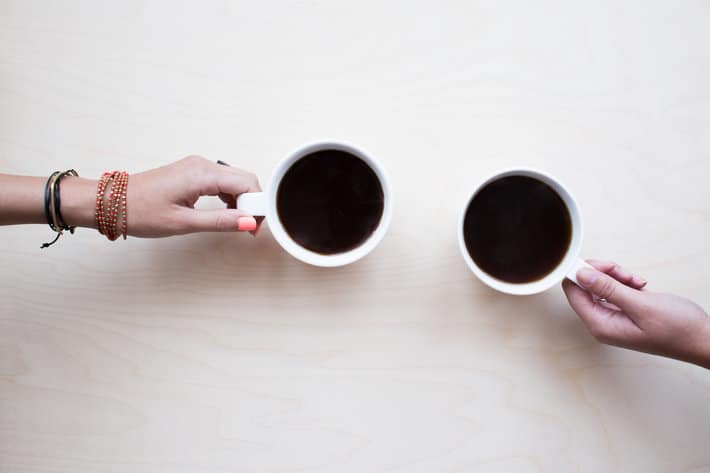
[577,268,598,287]
[237,216,257,231]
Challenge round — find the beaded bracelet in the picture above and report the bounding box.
[95,172,112,237]
[95,170,129,241]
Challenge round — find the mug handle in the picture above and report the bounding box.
[236,192,268,216]
[566,258,595,288]
[216,160,269,217]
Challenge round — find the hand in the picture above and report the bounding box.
[562,260,710,368]
[125,156,262,237]
[1,156,262,239]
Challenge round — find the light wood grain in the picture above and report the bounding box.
[1,1,710,472]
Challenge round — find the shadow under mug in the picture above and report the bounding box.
[458,168,592,295]
[236,141,393,267]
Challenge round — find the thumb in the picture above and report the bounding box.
[181,208,257,233]
[576,267,643,310]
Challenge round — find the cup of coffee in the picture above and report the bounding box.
[237,141,392,267]
[458,169,591,295]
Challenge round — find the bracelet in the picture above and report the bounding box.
[95,171,129,241]
[42,171,60,240]
[53,169,79,233]
[95,172,112,236]
[40,169,79,249]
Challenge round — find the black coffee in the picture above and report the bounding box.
[463,175,572,283]
[276,149,384,255]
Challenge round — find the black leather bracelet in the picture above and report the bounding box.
[43,171,60,232]
[53,169,78,233]
[40,169,79,249]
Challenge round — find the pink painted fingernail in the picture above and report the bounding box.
[237,216,257,231]
[577,268,598,287]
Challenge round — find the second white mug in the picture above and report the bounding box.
[458,168,592,295]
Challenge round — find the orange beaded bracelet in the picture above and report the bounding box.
[95,171,129,241]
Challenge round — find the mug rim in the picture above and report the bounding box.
[265,140,393,267]
[457,168,584,295]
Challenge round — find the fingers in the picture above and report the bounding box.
[563,279,614,339]
[180,156,263,236]
[576,266,643,310]
[212,163,261,197]
[210,163,263,235]
[586,259,647,289]
[181,155,262,197]
[562,279,643,345]
[179,208,257,233]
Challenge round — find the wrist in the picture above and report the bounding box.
[60,177,98,229]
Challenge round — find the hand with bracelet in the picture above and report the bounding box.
[0,155,262,244]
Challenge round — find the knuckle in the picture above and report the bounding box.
[214,213,233,231]
[596,278,617,300]
[610,262,629,280]
[611,262,633,282]
[243,171,259,186]
[182,155,207,167]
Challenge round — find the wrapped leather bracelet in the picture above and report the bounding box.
[41,169,79,248]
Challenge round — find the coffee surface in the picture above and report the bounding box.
[463,175,572,283]
[277,149,384,255]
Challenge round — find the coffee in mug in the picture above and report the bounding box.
[463,175,572,283]
[458,169,591,295]
[276,149,384,255]
[237,141,392,267]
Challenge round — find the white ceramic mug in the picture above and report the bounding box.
[458,168,592,295]
[237,141,392,267]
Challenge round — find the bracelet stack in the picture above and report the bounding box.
[41,169,79,249]
[40,169,129,248]
[95,171,129,241]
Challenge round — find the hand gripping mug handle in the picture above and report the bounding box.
[236,192,268,216]
[566,258,595,288]
[215,160,268,217]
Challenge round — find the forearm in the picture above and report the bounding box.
[0,174,46,225]
[0,173,98,229]
[669,305,710,370]
[689,317,710,369]
[58,176,98,229]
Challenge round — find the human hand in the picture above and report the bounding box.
[126,155,262,237]
[562,260,710,368]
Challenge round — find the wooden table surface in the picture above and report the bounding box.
[1,1,709,472]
